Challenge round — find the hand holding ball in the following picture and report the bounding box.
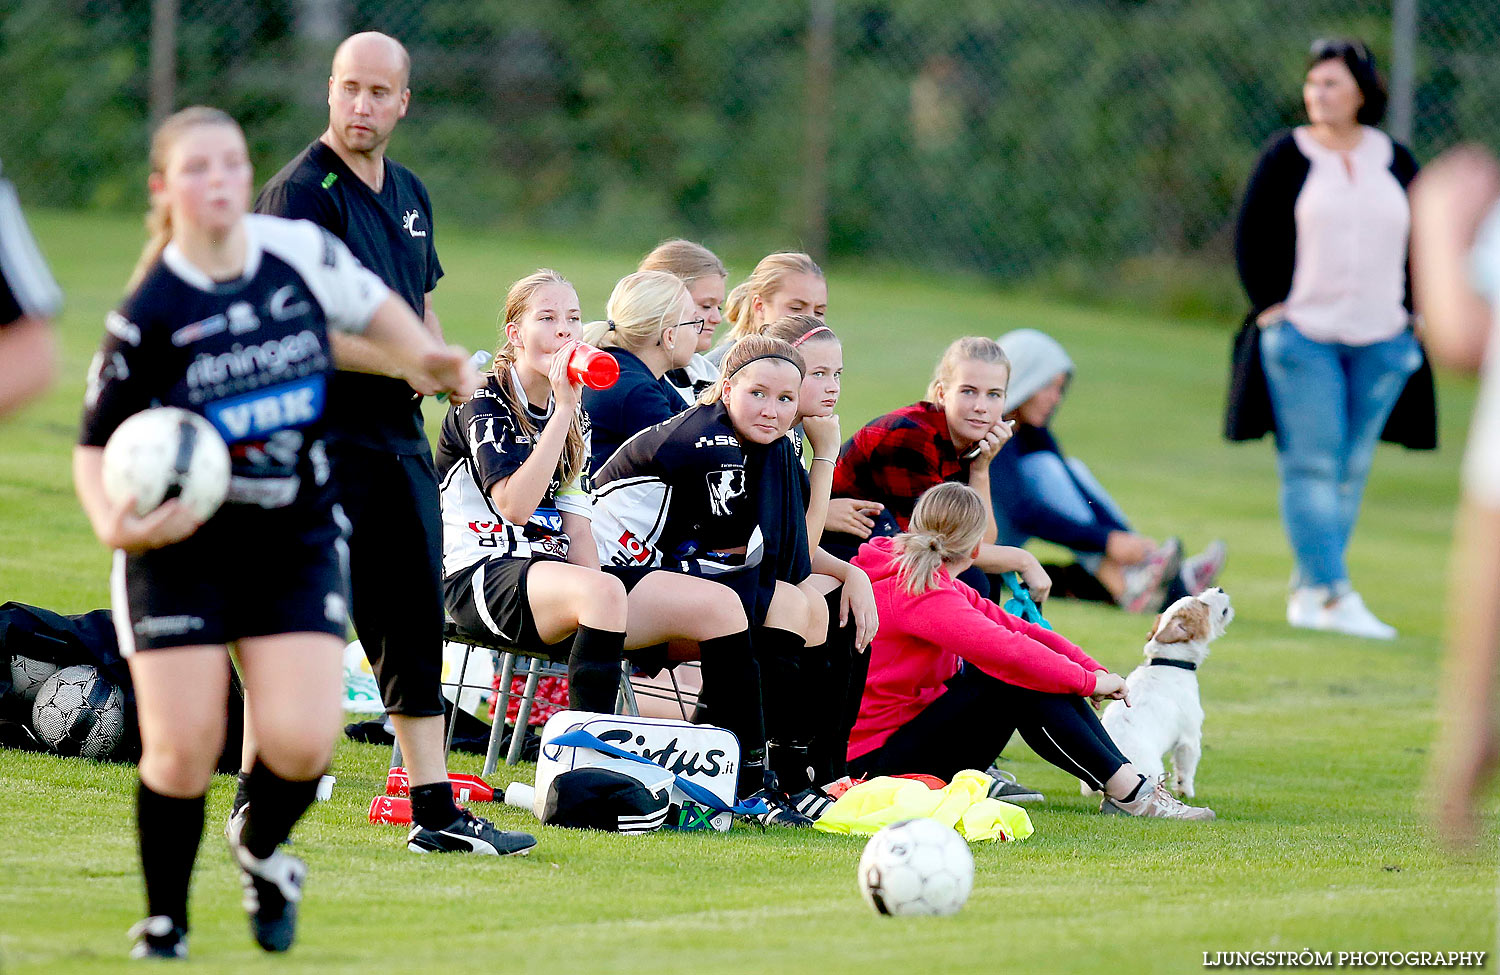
[102,407,231,522]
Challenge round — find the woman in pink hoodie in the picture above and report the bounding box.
[850,482,1216,820]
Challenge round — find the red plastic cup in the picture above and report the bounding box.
[369,795,412,825]
[567,344,620,390]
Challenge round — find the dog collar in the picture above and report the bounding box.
[1149,658,1197,672]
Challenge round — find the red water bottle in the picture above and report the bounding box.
[567,344,620,390]
[386,767,496,802]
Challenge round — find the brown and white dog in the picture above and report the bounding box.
[1083,588,1233,798]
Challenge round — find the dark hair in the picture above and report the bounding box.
[1307,37,1387,126]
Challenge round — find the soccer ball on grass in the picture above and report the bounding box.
[9,653,61,702]
[32,664,127,760]
[857,818,974,917]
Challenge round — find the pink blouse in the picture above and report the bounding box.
[1283,126,1411,346]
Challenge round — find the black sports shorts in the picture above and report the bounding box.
[112,506,350,654]
[329,441,446,717]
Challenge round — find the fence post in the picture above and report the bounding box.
[1390,0,1417,146]
[802,0,835,262]
[149,0,179,130]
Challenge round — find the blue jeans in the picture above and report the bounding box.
[1012,454,1130,574]
[1259,322,1421,588]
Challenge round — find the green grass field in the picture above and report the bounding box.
[0,209,1495,973]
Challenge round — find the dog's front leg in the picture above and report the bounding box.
[1171,738,1202,797]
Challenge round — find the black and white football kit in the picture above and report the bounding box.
[0,163,62,327]
[78,214,388,653]
[591,402,765,593]
[435,369,593,648]
[256,141,446,716]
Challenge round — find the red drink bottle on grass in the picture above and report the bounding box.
[567,344,619,390]
[386,767,496,802]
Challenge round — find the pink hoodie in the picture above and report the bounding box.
[848,536,1103,761]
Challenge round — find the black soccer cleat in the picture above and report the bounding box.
[745,788,816,828]
[229,842,306,953]
[406,809,538,856]
[128,915,187,960]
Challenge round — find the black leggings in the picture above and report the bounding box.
[848,666,1129,790]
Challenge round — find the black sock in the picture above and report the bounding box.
[737,749,770,800]
[240,759,320,859]
[696,630,764,759]
[767,739,815,794]
[567,624,626,714]
[1121,774,1147,803]
[136,780,205,931]
[410,780,462,830]
[753,626,808,744]
[231,770,251,814]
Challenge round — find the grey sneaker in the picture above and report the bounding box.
[1101,776,1215,821]
[1181,539,1227,595]
[983,767,1045,803]
[1119,538,1183,614]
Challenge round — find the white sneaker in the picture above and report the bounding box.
[1287,587,1396,640]
[1321,591,1396,640]
[1286,586,1329,629]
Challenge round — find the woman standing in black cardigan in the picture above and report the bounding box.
[1234,38,1426,640]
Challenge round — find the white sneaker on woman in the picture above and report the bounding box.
[1321,591,1396,640]
[1287,587,1396,640]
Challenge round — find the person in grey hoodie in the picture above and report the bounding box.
[988,329,1226,613]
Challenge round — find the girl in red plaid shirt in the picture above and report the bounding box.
[830,336,1052,603]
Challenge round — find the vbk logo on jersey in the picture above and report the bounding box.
[205,375,326,442]
[705,469,745,517]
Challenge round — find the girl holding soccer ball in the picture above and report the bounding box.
[74,106,482,960]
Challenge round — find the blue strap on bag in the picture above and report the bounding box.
[1000,571,1052,630]
[545,728,769,817]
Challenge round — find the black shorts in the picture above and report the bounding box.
[113,507,350,654]
[329,440,446,717]
[443,556,555,654]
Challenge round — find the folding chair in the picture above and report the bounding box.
[627,659,703,721]
[437,621,638,776]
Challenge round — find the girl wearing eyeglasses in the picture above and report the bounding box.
[580,270,703,472]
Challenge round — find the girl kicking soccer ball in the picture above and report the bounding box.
[850,482,1216,821]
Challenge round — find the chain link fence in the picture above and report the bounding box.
[4,0,1499,290]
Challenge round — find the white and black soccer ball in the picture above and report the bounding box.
[857,817,974,917]
[31,664,127,760]
[9,653,61,702]
[102,406,231,521]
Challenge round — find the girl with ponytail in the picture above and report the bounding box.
[436,270,758,786]
[579,269,700,471]
[706,251,826,367]
[592,335,877,823]
[848,483,1215,821]
[77,106,484,959]
[638,238,728,403]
